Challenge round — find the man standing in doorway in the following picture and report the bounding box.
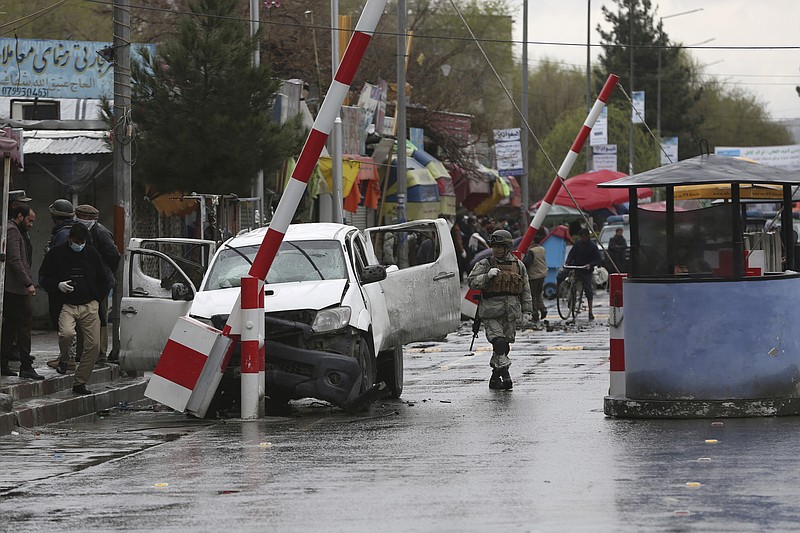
[1,205,43,379]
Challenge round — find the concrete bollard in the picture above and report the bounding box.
[608,273,626,398]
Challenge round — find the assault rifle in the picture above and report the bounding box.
[469,293,482,353]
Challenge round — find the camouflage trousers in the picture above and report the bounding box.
[484,316,517,369]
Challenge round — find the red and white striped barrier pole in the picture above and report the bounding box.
[146,0,387,413]
[515,73,619,256]
[608,273,626,397]
[218,0,386,417]
[246,0,387,282]
[240,276,263,419]
[461,74,619,318]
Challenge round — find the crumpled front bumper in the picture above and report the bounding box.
[264,340,361,407]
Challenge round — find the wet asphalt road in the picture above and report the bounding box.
[2,292,800,531]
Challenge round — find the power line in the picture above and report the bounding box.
[75,0,800,52]
[0,0,69,32]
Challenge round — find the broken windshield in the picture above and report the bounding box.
[204,240,348,290]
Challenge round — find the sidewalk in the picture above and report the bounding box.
[0,330,150,435]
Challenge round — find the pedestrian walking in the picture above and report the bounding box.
[1,204,43,379]
[558,228,602,320]
[74,204,120,364]
[608,227,627,273]
[467,229,533,390]
[39,223,109,395]
[523,231,548,322]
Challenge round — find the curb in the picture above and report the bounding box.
[0,377,149,435]
[0,365,122,401]
[604,395,800,418]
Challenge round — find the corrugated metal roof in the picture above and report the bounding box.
[22,130,111,155]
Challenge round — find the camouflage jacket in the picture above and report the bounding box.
[468,252,533,320]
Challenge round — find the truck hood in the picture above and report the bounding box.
[190,279,348,319]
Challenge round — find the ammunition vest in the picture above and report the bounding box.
[484,257,524,297]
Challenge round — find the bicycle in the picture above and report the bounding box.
[557,265,590,320]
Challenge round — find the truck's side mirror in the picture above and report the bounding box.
[171,282,193,301]
[361,264,387,284]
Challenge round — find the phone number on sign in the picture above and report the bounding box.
[1,86,50,98]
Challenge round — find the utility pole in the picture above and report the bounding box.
[110,0,131,361]
[520,0,529,226]
[628,0,634,175]
[396,0,407,224]
[330,0,344,223]
[250,0,265,225]
[585,0,592,172]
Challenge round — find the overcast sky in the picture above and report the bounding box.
[510,0,800,122]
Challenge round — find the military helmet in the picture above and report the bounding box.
[49,199,75,218]
[488,229,513,248]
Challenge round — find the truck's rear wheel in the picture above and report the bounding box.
[377,345,404,398]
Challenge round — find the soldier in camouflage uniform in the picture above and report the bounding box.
[468,229,533,390]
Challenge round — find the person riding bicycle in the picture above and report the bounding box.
[468,229,533,390]
[558,227,602,320]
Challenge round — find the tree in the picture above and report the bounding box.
[1,0,110,40]
[690,80,793,150]
[594,0,703,160]
[594,0,790,162]
[530,105,658,199]
[127,0,305,194]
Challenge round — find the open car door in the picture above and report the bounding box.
[118,239,215,372]
[365,219,460,349]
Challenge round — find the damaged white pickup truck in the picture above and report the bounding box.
[119,219,461,411]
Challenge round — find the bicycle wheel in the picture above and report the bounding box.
[572,279,584,319]
[567,280,580,320]
[557,279,573,320]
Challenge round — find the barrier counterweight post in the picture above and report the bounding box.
[608,273,626,398]
[258,283,265,417]
[241,276,263,419]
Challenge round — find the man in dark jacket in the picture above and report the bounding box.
[39,224,109,394]
[1,205,43,379]
[607,227,627,273]
[75,204,121,363]
[560,228,602,320]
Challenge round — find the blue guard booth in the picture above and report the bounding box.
[599,154,800,418]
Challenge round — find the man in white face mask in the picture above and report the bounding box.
[74,205,120,364]
[39,223,110,394]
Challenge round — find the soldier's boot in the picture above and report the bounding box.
[499,367,513,390]
[489,368,504,390]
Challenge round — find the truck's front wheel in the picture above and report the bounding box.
[355,335,376,395]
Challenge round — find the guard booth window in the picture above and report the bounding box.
[635,204,734,277]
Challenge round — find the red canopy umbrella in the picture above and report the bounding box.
[534,170,652,212]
